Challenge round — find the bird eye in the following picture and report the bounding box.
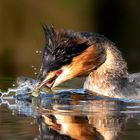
[55,70,62,76]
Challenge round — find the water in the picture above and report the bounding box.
[1,77,140,140]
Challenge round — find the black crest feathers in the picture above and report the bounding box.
[41,25,91,72]
[42,25,55,39]
[42,25,56,48]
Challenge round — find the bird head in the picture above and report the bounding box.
[36,25,106,89]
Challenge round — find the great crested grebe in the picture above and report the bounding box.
[36,25,140,98]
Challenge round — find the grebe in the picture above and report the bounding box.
[36,25,140,98]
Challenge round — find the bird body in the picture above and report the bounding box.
[36,25,140,98]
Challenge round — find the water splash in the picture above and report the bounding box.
[35,49,42,54]
[0,77,39,116]
[0,77,36,98]
[31,65,38,76]
[1,76,140,116]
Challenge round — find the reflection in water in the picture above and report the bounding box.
[1,90,140,140]
[38,97,140,140]
[1,77,140,140]
[37,99,125,140]
[37,95,140,140]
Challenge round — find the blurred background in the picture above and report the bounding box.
[0,0,140,81]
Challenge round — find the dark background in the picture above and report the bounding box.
[0,0,140,80]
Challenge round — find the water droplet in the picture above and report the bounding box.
[35,50,39,54]
[34,72,37,75]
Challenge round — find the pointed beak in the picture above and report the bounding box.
[34,68,70,92]
[36,71,56,90]
[38,75,57,89]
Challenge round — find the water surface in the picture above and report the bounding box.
[1,78,140,140]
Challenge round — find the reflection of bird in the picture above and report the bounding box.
[41,101,126,140]
[36,25,140,98]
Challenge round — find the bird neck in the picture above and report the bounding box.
[84,44,128,97]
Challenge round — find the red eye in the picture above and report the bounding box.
[55,70,62,76]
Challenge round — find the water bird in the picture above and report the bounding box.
[35,25,140,98]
